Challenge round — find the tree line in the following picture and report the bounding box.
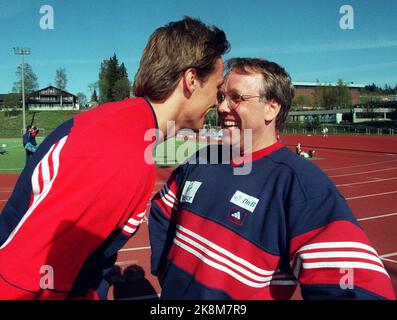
[292,80,352,110]
[2,53,132,113]
[292,80,397,110]
[364,83,397,95]
[4,57,396,115]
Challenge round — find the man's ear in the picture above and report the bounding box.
[183,68,197,96]
[264,100,281,122]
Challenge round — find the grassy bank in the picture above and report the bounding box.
[0,110,82,137]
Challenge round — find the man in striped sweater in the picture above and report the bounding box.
[149,58,395,300]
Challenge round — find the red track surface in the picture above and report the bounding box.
[0,134,396,300]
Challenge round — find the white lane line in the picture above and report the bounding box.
[358,212,397,222]
[115,260,139,266]
[336,177,397,187]
[329,167,397,178]
[381,258,397,265]
[380,252,397,258]
[314,148,388,156]
[346,190,397,200]
[119,246,151,253]
[324,159,397,172]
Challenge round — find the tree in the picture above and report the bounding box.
[88,82,98,98]
[98,54,130,103]
[313,80,323,109]
[91,89,98,102]
[204,108,218,127]
[12,63,39,97]
[118,63,128,79]
[335,79,352,108]
[113,77,131,101]
[313,80,351,109]
[292,95,312,109]
[55,68,68,90]
[3,93,21,116]
[76,92,87,108]
[364,83,379,93]
[3,93,20,108]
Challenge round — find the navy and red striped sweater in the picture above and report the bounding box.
[149,142,395,300]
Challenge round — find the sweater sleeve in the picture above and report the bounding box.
[288,191,395,300]
[149,165,186,276]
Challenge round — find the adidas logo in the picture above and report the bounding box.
[228,209,245,226]
[231,211,241,220]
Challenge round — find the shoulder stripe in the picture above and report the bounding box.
[302,261,389,277]
[291,241,388,278]
[0,136,68,250]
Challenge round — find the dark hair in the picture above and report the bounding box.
[226,58,294,130]
[133,16,230,101]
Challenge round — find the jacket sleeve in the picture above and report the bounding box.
[69,192,151,299]
[288,191,395,300]
[149,165,186,276]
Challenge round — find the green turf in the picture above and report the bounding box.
[0,137,45,173]
[0,137,207,173]
[308,157,322,161]
[153,138,208,167]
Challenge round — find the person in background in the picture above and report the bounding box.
[149,58,395,300]
[22,125,40,163]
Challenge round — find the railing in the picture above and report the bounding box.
[282,122,396,136]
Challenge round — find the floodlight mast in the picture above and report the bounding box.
[13,47,31,133]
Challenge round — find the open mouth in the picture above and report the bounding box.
[222,120,240,129]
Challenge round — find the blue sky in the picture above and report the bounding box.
[1,0,396,98]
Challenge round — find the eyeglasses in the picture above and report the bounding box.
[216,90,263,109]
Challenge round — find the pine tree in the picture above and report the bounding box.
[98,53,130,103]
[91,89,98,102]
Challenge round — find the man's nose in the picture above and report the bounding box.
[216,99,231,114]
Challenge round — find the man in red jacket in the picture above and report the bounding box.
[0,16,229,299]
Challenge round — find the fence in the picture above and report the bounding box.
[282,122,396,136]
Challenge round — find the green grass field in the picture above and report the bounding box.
[0,137,322,174]
[0,110,81,137]
[0,137,45,173]
[154,139,208,167]
[0,137,207,174]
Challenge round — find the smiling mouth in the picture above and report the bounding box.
[222,120,240,128]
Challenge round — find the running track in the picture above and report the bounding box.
[0,134,396,300]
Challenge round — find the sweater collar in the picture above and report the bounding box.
[231,140,284,167]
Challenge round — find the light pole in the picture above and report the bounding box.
[13,47,31,133]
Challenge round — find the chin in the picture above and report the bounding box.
[221,128,242,147]
[192,119,205,132]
